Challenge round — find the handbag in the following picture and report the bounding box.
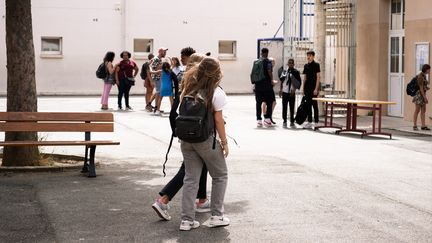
[127,77,135,86]
[123,71,135,86]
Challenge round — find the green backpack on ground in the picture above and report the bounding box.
[250,59,265,84]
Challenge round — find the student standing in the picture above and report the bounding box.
[115,51,138,110]
[150,47,168,115]
[100,51,116,110]
[302,51,321,129]
[141,53,155,112]
[279,58,301,127]
[160,62,179,108]
[254,48,274,127]
[413,64,430,130]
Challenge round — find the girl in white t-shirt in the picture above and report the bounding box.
[179,57,230,231]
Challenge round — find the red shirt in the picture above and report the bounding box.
[118,60,136,80]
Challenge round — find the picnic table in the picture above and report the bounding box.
[313,98,397,138]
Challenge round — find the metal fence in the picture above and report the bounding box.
[284,0,357,100]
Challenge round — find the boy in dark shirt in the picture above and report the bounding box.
[254,48,274,127]
[302,51,321,128]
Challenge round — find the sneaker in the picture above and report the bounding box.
[263,118,272,127]
[145,104,153,112]
[283,122,287,128]
[203,215,230,228]
[153,110,161,116]
[126,106,133,110]
[151,200,171,221]
[118,106,123,110]
[290,122,295,127]
[196,199,211,213]
[179,220,200,231]
[303,122,313,129]
[257,120,263,127]
[421,126,431,131]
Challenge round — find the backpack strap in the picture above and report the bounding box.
[162,133,174,177]
[212,126,216,150]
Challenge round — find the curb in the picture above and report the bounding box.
[0,163,84,173]
[0,153,99,173]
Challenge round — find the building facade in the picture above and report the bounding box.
[0,0,283,95]
[356,0,431,123]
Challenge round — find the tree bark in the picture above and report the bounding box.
[2,0,40,166]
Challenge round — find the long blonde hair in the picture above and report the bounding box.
[181,57,222,110]
[186,53,206,71]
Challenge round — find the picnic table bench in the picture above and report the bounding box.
[0,112,120,177]
[313,98,397,138]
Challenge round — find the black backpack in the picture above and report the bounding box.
[175,96,215,143]
[140,62,149,80]
[406,76,419,97]
[96,62,107,79]
[295,96,309,125]
[162,95,215,176]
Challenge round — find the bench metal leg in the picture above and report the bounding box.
[88,145,97,178]
[81,146,89,173]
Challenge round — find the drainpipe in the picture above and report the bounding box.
[120,0,126,50]
[314,0,326,85]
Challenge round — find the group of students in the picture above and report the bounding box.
[100,47,230,231]
[100,51,139,110]
[99,48,182,112]
[147,47,230,231]
[254,48,321,129]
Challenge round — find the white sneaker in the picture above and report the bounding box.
[153,110,161,116]
[203,215,230,228]
[151,200,171,221]
[195,199,211,213]
[257,120,263,127]
[263,118,272,127]
[303,122,313,129]
[179,220,200,231]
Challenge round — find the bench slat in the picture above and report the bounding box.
[0,140,120,146]
[0,112,114,122]
[0,122,113,132]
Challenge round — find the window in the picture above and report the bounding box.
[391,0,405,30]
[133,38,153,58]
[390,37,400,73]
[41,37,62,56]
[218,40,237,59]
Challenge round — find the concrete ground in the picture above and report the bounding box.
[0,96,431,243]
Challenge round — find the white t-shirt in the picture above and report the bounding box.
[172,66,183,76]
[212,86,228,111]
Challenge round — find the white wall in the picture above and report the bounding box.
[0,0,283,95]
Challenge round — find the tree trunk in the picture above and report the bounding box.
[2,0,40,166]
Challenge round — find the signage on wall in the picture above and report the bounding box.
[415,42,429,73]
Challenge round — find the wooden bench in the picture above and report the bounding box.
[0,112,120,177]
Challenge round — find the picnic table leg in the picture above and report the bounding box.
[81,146,89,173]
[362,104,392,139]
[346,103,352,130]
[324,102,328,126]
[352,104,358,130]
[88,145,97,178]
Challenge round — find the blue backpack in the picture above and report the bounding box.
[406,76,419,97]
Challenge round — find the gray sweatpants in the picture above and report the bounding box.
[181,137,228,221]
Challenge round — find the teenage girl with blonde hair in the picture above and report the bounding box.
[179,57,230,231]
